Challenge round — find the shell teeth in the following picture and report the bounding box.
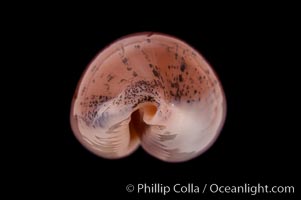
[70,32,226,162]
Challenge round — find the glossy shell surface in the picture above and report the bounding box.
[70,33,226,162]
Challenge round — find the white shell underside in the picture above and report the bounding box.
[70,33,226,162]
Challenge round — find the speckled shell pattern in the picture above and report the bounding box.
[70,33,226,162]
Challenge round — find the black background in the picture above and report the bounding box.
[10,4,299,199]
